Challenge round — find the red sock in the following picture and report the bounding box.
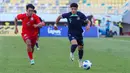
[28,52,33,60]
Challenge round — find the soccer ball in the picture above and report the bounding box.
[82,60,92,70]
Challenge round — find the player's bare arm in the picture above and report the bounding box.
[54,15,62,30]
[33,22,45,28]
[14,18,18,34]
[85,20,91,30]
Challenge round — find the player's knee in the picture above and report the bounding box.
[26,41,31,45]
[26,42,31,48]
[78,45,84,50]
[27,44,31,49]
[71,40,78,45]
[26,39,31,47]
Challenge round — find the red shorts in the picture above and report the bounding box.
[21,33,38,47]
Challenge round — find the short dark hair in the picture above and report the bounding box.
[70,3,78,8]
[26,4,35,10]
[34,10,37,14]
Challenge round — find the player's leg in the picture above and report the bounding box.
[68,34,78,61]
[25,39,35,65]
[35,29,40,50]
[32,45,35,53]
[35,39,39,50]
[32,36,38,53]
[29,37,38,65]
[31,42,36,59]
[22,33,35,65]
[78,45,84,67]
[77,37,84,67]
[70,39,78,61]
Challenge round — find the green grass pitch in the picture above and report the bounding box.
[0,36,130,73]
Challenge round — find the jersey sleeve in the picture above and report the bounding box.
[16,14,24,20]
[80,12,87,20]
[39,17,43,22]
[34,15,41,24]
[62,13,69,18]
[79,12,89,26]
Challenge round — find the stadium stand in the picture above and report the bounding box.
[0,0,128,14]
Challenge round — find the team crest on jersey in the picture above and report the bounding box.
[77,17,80,20]
[24,34,27,36]
[31,17,34,20]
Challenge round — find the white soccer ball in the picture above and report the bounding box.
[82,60,92,70]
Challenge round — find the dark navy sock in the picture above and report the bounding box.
[35,42,39,48]
[78,49,83,60]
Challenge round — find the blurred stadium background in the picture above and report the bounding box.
[0,0,130,36]
[0,0,128,14]
[0,0,130,73]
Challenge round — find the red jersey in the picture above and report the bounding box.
[16,13,41,37]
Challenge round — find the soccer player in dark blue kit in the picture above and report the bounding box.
[54,3,91,67]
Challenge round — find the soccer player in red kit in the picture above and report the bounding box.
[14,4,45,65]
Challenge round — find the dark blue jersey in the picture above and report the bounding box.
[62,11,87,35]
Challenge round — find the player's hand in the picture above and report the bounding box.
[54,24,58,30]
[14,28,18,34]
[38,22,45,28]
[86,25,90,30]
[33,24,38,28]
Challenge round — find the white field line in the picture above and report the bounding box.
[100,38,130,43]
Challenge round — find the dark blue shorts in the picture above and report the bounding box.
[68,33,84,46]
